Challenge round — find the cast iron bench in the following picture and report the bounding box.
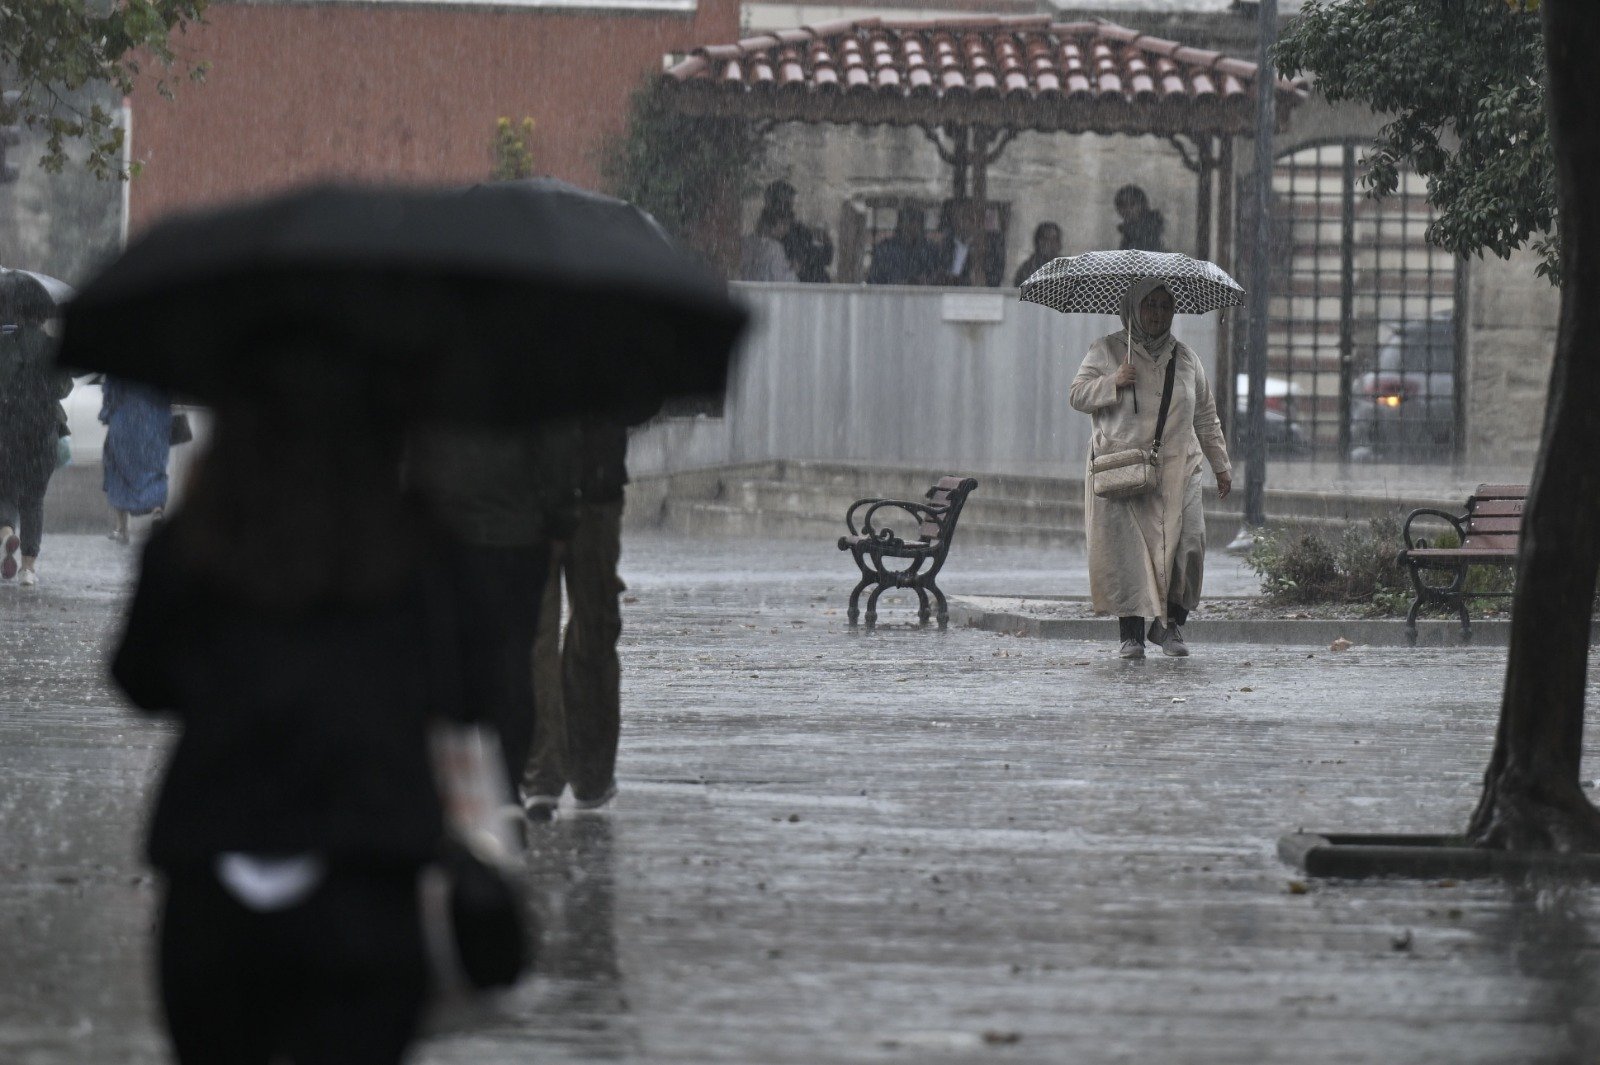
[837,475,979,628]
[1398,483,1525,643]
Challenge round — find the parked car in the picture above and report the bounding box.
[1350,313,1456,460]
[1234,373,1309,453]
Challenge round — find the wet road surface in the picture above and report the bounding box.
[4,533,1600,1064]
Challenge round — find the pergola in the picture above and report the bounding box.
[662,15,1307,277]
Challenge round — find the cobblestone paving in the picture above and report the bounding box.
[3,533,1600,1064]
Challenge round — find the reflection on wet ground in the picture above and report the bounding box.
[4,532,1600,1063]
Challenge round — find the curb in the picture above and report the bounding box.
[1278,832,1600,880]
[951,606,1519,648]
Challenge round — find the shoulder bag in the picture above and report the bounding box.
[1089,349,1179,500]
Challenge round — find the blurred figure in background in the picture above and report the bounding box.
[0,272,72,588]
[763,180,834,282]
[409,421,580,790]
[931,198,1004,287]
[1114,185,1167,252]
[112,372,475,1065]
[866,205,937,285]
[739,208,798,283]
[1013,221,1063,287]
[100,374,173,543]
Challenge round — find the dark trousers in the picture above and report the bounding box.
[0,464,52,557]
[457,543,551,789]
[1119,603,1189,643]
[158,868,429,1065]
[525,499,624,801]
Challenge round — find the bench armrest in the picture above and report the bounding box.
[843,498,943,545]
[1400,507,1467,553]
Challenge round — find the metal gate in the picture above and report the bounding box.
[1245,140,1462,462]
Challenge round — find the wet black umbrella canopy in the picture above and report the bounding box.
[56,179,747,422]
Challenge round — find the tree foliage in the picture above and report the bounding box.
[490,117,536,181]
[0,0,209,179]
[601,81,766,254]
[1276,0,1558,282]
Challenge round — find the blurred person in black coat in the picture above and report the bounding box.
[112,375,480,1065]
[0,272,72,587]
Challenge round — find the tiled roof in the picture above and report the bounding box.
[662,17,1305,134]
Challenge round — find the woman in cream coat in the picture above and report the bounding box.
[1069,279,1232,658]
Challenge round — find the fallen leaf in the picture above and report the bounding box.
[623,596,639,604]
[983,1031,1022,1045]
[1390,929,1412,951]
[1330,637,1353,652]
[1239,686,1254,692]
[787,813,801,823]
[1287,880,1309,895]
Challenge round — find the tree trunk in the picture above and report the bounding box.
[1467,0,1600,851]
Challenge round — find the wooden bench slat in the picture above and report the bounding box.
[1468,500,1524,517]
[1473,484,1528,499]
[1465,517,1522,534]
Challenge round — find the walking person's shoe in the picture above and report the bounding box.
[1150,621,1189,657]
[1118,639,1146,660]
[1,532,17,580]
[520,789,561,824]
[571,781,618,813]
[18,566,36,588]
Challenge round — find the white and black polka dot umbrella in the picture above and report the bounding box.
[1018,250,1244,316]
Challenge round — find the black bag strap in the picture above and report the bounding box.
[1150,350,1180,457]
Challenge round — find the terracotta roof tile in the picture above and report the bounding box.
[662,17,1307,134]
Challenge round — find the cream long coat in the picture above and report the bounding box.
[1069,332,1231,621]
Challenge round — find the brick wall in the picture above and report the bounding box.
[126,0,738,233]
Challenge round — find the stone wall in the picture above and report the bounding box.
[1463,248,1559,468]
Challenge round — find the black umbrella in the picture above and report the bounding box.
[56,180,747,422]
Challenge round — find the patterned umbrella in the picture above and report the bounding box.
[1018,249,1244,316]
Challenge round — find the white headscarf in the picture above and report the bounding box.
[1119,278,1176,359]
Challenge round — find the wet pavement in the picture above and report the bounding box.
[5,532,1600,1064]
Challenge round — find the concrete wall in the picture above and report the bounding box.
[630,281,1217,475]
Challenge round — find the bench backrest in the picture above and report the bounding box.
[1463,484,1527,550]
[921,476,980,543]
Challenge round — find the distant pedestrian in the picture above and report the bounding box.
[100,375,172,543]
[1114,185,1167,252]
[522,407,654,821]
[931,198,1004,287]
[763,181,834,282]
[740,208,799,283]
[112,379,480,1065]
[0,272,72,588]
[1069,278,1231,659]
[1012,221,1063,287]
[866,206,938,285]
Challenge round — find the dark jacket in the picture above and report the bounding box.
[409,422,582,545]
[867,236,939,285]
[113,523,476,872]
[780,222,833,283]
